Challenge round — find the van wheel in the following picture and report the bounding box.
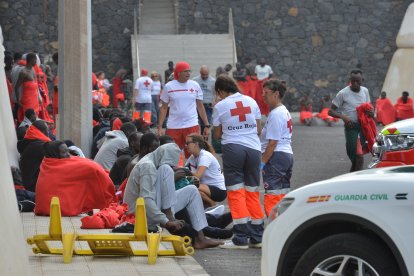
[292,233,400,276]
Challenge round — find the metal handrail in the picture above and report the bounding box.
[173,0,179,34]
[228,8,238,65]
[133,5,140,82]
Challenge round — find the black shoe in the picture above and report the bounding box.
[18,200,35,212]
[111,222,134,233]
[203,226,233,239]
[206,212,233,229]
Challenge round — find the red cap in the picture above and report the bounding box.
[174,61,190,80]
[141,69,148,76]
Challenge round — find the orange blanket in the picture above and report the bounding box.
[316,108,339,122]
[35,157,115,216]
[395,97,414,120]
[376,98,395,125]
[18,81,39,122]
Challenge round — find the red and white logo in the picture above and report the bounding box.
[230,101,251,122]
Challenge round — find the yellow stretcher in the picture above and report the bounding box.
[27,197,194,264]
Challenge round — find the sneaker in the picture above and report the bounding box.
[205,205,224,216]
[219,240,248,249]
[249,242,262,248]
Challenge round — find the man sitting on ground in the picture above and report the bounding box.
[110,132,142,187]
[124,143,222,249]
[35,140,115,216]
[395,91,414,121]
[17,120,51,192]
[94,122,137,170]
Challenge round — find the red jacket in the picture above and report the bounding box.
[357,103,377,153]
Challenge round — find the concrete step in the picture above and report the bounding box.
[141,7,173,14]
[132,34,235,80]
[140,17,175,24]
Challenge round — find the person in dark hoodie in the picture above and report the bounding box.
[17,120,51,192]
[124,143,223,249]
[109,132,142,187]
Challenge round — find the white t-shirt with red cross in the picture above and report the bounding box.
[134,76,153,103]
[213,92,261,151]
[185,149,226,190]
[260,105,293,154]
[160,79,203,129]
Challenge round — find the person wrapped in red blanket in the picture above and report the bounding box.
[35,141,115,216]
[375,91,395,125]
[395,91,414,121]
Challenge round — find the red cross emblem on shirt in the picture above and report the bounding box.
[287,118,293,133]
[189,88,194,93]
[230,101,251,122]
[144,80,150,87]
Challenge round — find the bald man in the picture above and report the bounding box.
[193,65,216,134]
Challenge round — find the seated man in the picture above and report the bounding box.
[35,140,115,216]
[110,132,142,187]
[17,120,51,192]
[375,91,395,125]
[124,143,222,249]
[19,108,37,128]
[395,91,414,121]
[94,122,137,170]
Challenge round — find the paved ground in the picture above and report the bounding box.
[193,120,374,276]
[22,116,375,276]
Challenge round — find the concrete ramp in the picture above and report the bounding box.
[132,34,235,80]
[382,3,414,103]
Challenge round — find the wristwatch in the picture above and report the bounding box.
[204,124,211,128]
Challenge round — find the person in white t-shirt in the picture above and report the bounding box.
[158,61,210,158]
[213,75,265,249]
[150,71,162,126]
[254,58,273,81]
[185,133,226,208]
[261,79,293,216]
[133,69,153,123]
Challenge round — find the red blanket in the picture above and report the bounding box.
[357,103,377,153]
[24,124,51,142]
[35,157,115,216]
[18,81,39,122]
[316,108,338,122]
[376,98,395,125]
[395,97,414,120]
[112,77,123,108]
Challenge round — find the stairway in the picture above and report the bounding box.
[134,34,235,80]
[132,2,236,81]
[139,0,176,35]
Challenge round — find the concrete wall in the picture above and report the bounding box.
[178,0,412,110]
[0,0,136,77]
[1,0,412,110]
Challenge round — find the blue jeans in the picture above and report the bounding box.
[198,103,213,134]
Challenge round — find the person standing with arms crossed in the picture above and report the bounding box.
[213,75,265,249]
